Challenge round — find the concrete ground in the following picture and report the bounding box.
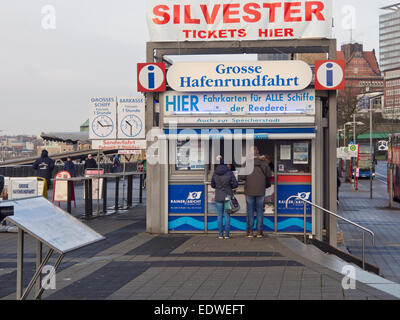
[1,169,399,300]
[339,161,400,284]
[0,202,397,300]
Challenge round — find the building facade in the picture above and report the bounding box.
[337,43,383,99]
[380,3,400,72]
[380,3,400,120]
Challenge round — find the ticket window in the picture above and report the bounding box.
[207,139,275,216]
[276,141,312,174]
[169,139,206,181]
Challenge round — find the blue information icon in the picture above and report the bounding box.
[91,115,114,138]
[120,114,143,138]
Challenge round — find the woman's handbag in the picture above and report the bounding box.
[224,195,240,214]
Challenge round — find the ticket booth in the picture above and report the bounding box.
[163,127,317,236]
[144,6,339,244]
[148,58,326,236]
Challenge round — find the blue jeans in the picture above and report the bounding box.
[216,201,231,237]
[246,196,265,232]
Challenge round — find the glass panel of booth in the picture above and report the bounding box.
[175,139,204,171]
[168,136,313,233]
[277,141,312,174]
[207,138,276,216]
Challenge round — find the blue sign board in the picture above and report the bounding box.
[168,185,205,214]
[277,184,312,215]
[359,96,370,110]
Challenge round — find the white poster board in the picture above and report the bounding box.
[162,89,315,114]
[89,97,117,140]
[9,178,38,200]
[92,139,147,150]
[166,62,313,92]
[337,145,359,160]
[118,96,145,139]
[53,171,72,202]
[85,169,104,200]
[5,197,104,254]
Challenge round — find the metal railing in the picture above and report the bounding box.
[285,196,375,270]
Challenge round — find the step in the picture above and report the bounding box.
[278,237,400,299]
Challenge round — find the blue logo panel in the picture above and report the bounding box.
[168,185,205,214]
[169,216,205,231]
[277,184,312,215]
[207,216,275,232]
[277,217,312,233]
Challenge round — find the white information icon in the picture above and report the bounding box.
[316,62,344,89]
[138,64,165,91]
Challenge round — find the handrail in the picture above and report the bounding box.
[285,196,375,270]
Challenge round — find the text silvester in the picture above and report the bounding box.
[151,1,327,25]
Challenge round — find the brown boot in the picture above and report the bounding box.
[246,230,254,238]
[256,230,263,238]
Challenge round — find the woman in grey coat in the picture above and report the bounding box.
[211,157,238,239]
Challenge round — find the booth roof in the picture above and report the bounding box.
[40,132,90,144]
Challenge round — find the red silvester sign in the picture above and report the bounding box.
[147,0,333,42]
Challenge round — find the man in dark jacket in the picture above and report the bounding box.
[211,156,238,239]
[243,147,272,238]
[33,149,55,188]
[63,156,77,177]
[84,154,97,171]
[112,155,121,173]
[0,175,4,196]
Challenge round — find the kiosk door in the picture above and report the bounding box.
[206,139,276,233]
[276,141,312,234]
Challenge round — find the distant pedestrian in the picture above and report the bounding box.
[337,168,341,204]
[63,156,76,177]
[84,154,97,171]
[243,147,272,238]
[112,155,121,173]
[211,155,238,239]
[140,158,147,188]
[32,149,55,188]
[0,175,4,197]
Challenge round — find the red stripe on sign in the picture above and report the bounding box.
[278,175,312,183]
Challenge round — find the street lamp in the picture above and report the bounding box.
[349,120,365,144]
[337,129,345,148]
[343,122,353,147]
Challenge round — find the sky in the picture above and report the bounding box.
[0,0,395,136]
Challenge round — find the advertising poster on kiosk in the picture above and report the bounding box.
[85,169,104,200]
[168,185,205,214]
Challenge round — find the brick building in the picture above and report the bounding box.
[337,43,384,100]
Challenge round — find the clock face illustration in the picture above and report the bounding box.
[91,115,114,138]
[120,114,143,138]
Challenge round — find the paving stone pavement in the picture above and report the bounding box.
[338,176,400,284]
[0,199,397,300]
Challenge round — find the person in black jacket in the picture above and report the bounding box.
[211,156,238,239]
[63,156,77,177]
[84,154,97,171]
[337,167,341,203]
[0,175,4,196]
[112,155,121,173]
[32,149,55,188]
